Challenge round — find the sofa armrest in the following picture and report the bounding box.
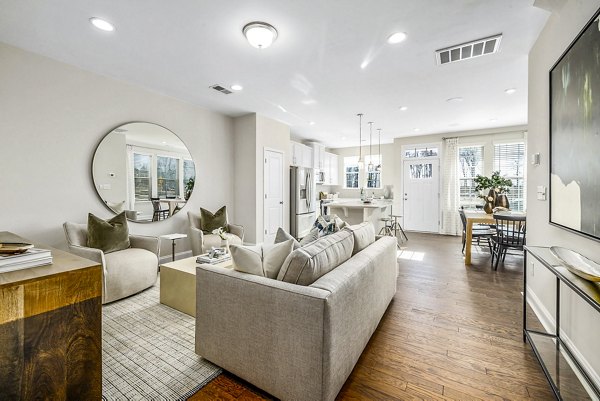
[129,234,159,255]
[66,244,105,266]
[196,265,330,401]
[227,223,244,242]
[188,226,204,256]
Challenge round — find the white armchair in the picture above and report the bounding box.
[63,222,160,304]
[187,211,244,255]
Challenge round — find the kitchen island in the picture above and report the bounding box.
[327,199,393,230]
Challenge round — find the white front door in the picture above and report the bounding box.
[264,149,284,243]
[403,159,440,232]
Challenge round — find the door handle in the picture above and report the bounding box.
[279,201,283,204]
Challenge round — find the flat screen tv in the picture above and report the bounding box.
[550,7,600,241]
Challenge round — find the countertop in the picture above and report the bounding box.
[327,199,393,209]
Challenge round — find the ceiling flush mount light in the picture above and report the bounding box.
[231,84,243,91]
[309,121,315,125]
[446,97,463,103]
[89,17,115,32]
[399,106,408,111]
[505,88,517,95]
[387,32,407,44]
[243,21,278,49]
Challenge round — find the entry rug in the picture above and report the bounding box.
[102,280,222,400]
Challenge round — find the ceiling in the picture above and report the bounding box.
[0,0,549,147]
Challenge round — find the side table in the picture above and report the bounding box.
[160,233,187,262]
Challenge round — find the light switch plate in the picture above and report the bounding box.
[536,185,546,200]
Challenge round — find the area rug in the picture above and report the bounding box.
[102,280,222,400]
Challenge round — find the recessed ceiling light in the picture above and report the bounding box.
[387,32,407,44]
[449,123,460,127]
[231,84,243,91]
[399,106,408,111]
[413,128,421,132]
[89,17,115,32]
[243,21,278,49]
[505,88,517,94]
[342,136,347,140]
[278,105,287,113]
[446,97,463,103]
[161,141,167,144]
[309,121,315,125]
[490,118,498,122]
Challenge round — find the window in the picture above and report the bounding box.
[133,153,151,201]
[183,159,195,185]
[157,156,180,197]
[408,163,433,179]
[494,142,526,211]
[458,146,484,205]
[404,147,438,158]
[344,156,359,188]
[365,154,381,188]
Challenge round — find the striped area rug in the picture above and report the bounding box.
[102,280,221,400]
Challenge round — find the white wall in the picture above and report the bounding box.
[0,42,235,257]
[233,113,290,244]
[92,132,127,207]
[528,0,600,385]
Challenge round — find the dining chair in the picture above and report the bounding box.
[459,209,495,254]
[150,198,169,221]
[490,213,526,270]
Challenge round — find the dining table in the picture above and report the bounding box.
[159,198,186,216]
[463,210,526,265]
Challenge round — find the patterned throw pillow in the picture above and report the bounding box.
[314,214,346,236]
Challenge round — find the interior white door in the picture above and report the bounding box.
[264,149,284,243]
[403,159,440,232]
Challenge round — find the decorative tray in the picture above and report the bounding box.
[0,242,34,254]
[550,246,600,282]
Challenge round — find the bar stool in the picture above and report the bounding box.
[390,214,408,242]
[378,217,394,236]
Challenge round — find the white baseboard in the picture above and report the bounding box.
[159,250,192,264]
[526,286,600,395]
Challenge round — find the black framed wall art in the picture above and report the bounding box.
[550,7,600,241]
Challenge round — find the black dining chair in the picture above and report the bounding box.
[459,209,495,254]
[151,198,169,221]
[491,213,526,270]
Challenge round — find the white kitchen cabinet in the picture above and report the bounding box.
[310,142,325,171]
[290,141,312,168]
[329,153,339,185]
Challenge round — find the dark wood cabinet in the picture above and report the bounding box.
[0,232,102,400]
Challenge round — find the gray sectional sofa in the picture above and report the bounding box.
[195,222,398,401]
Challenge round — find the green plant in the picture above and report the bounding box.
[473,171,512,198]
[185,177,195,193]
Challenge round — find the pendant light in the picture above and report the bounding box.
[376,128,382,171]
[368,122,374,171]
[357,113,364,169]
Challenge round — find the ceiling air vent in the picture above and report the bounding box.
[436,34,502,65]
[209,84,233,94]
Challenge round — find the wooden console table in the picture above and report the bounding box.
[0,232,102,400]
[524,246,600,400]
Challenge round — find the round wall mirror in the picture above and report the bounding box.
[92,122,195,223]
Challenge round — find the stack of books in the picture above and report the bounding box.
[0,247,53,273]
[196,251,231,265]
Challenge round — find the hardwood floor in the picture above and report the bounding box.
[190,233,554,400]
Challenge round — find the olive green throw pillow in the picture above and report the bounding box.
[200,206,228,234]
[87,212,130,253]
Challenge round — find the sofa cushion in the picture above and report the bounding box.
[230,239,294,279]
[274,227,301,250]
[87,212,130,254]
[343,222,376,256]
[277,229,354,286]
[200,206,227,234]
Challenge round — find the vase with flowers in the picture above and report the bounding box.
[473,171,513,213]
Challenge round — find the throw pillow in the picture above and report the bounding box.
[274,227,301,250]
[87,212,130,254]
[299,227,319,246]
[200,206,227,234]
[230,239,294,279]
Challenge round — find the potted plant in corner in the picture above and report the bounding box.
[184,177,195,201]
[473,171,513,213]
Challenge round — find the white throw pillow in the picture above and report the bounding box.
[230,239,294,279]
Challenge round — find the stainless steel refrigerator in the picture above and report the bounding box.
[290,166,317,239]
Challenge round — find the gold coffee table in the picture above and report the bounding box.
[160,255,233,317]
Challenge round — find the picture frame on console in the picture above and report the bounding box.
[549,6,600,242]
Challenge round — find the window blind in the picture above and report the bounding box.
[458,146,484,205]
[494,143,525,211]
